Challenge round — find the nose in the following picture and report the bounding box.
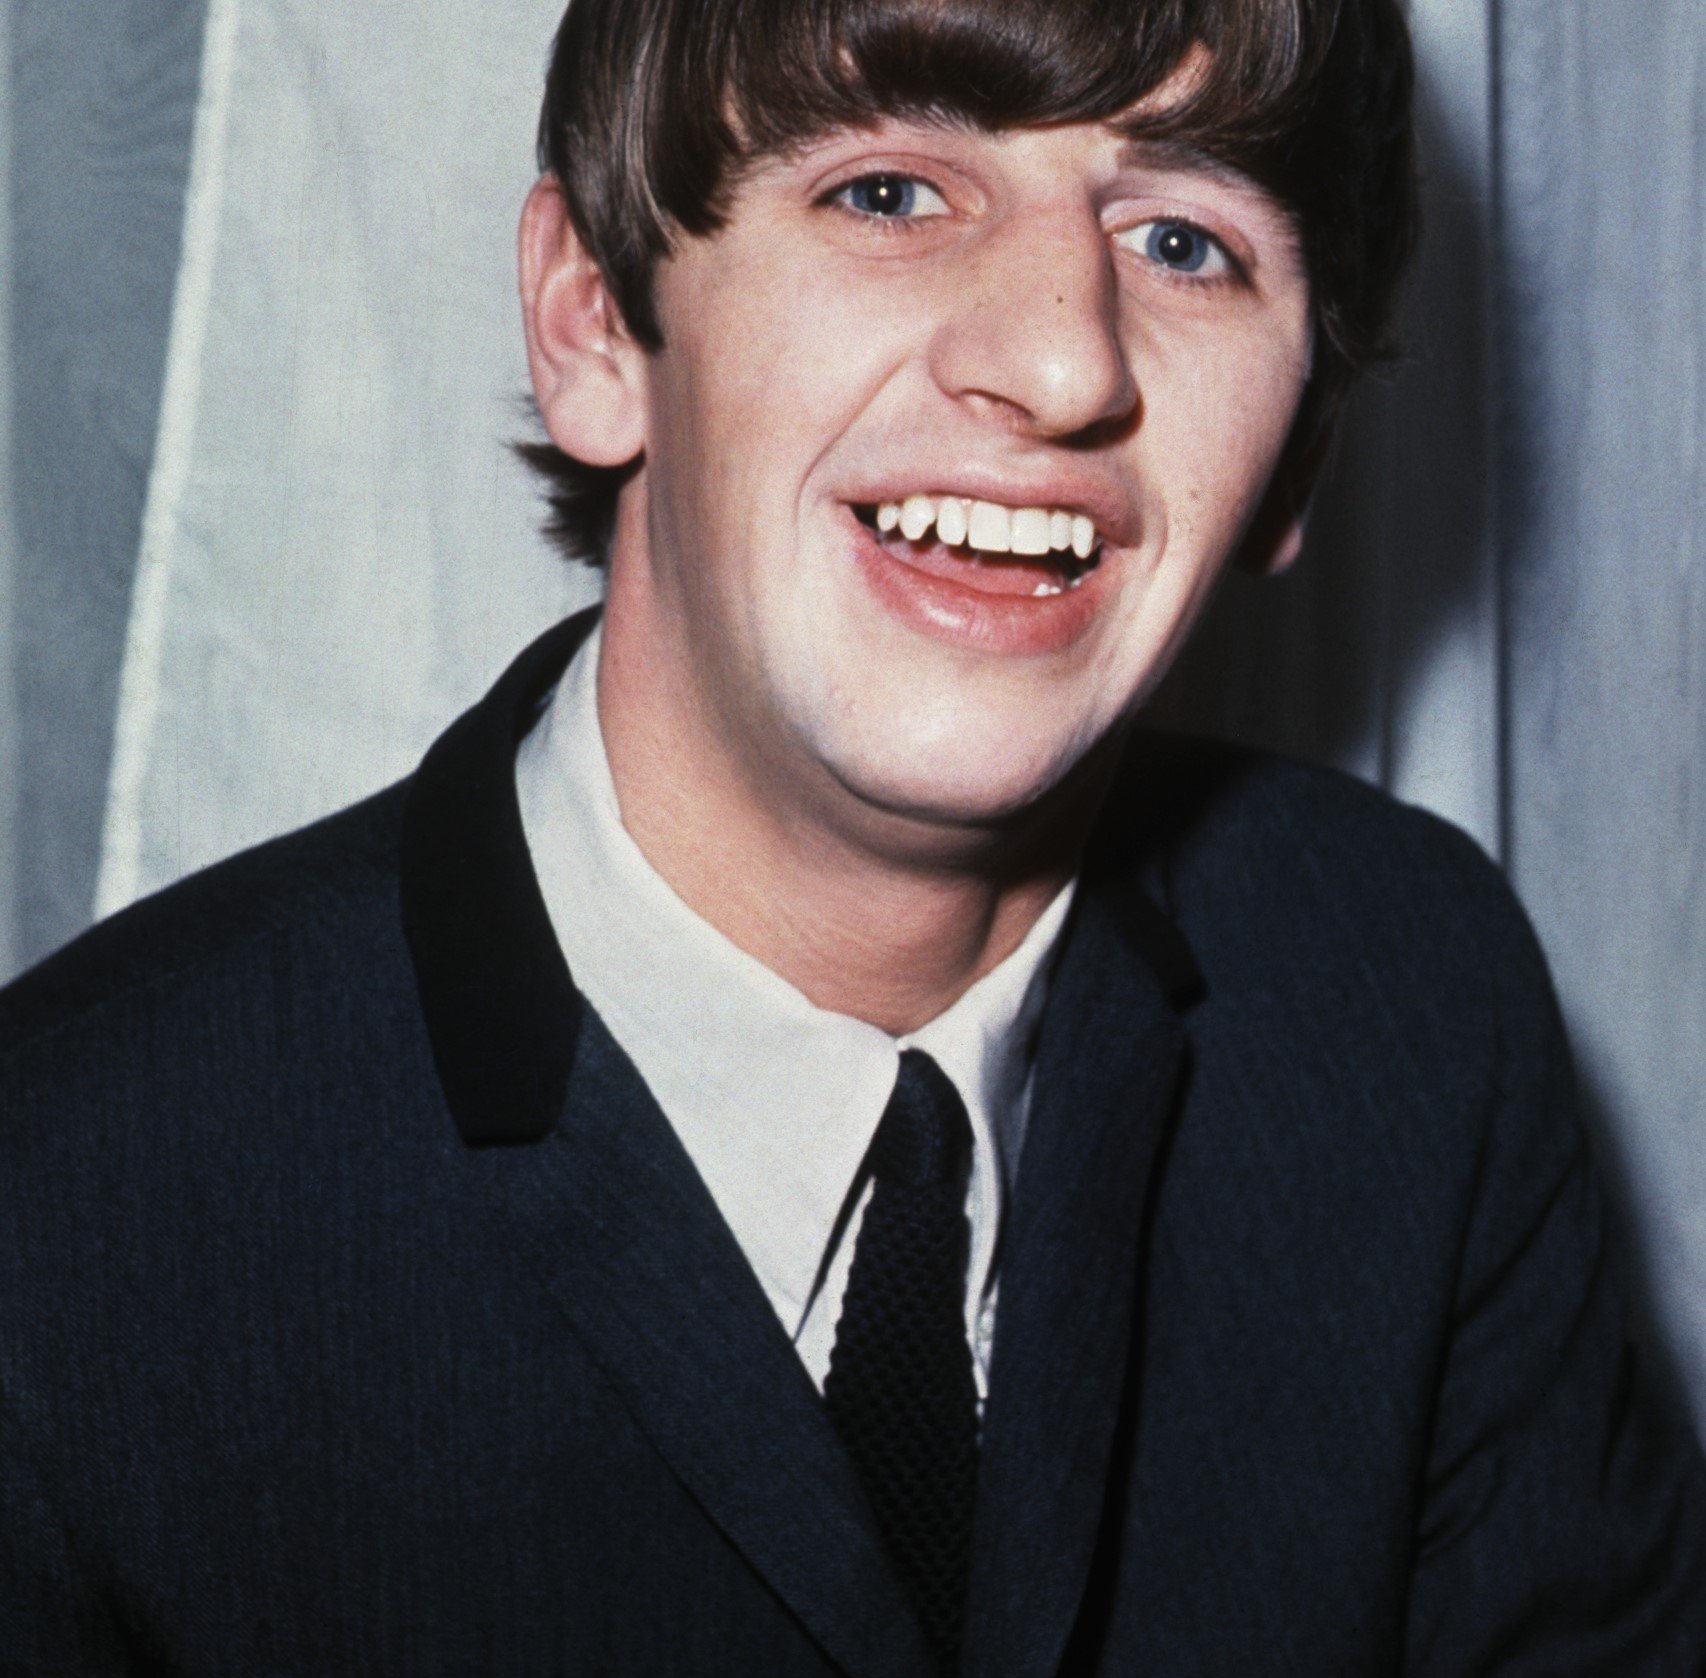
[927,207,1138,440]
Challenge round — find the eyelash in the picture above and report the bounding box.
[820,172,948,231]
[1118,218,1242,286]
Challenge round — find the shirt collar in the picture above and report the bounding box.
[515,622,1072,1334]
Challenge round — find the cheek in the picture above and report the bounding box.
[651,268,901,501]
[641,330,778,586]
[1158,352,1305,542]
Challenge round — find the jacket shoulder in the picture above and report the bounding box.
[0,784,408,1061]
[1104,730,1539,997]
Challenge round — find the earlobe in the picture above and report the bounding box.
[1234,431,1327,578]
[1243,501,1308,578]
[518,177,648,469]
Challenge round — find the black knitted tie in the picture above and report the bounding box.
[823,1049,979,1675]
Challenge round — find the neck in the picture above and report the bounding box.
[594,607,1093,1039]
[621,789,1069,1035]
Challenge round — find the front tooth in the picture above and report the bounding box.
[1011,508,1052,556]
[936,497,969,547]
[1050,511,1074,552]
[1071,515,1097,560]
[967,501,1012,554]
[900,495,936,542]
[1031,579,1062,597]
[877,501,901,533]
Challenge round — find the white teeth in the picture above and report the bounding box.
[966,501,1012,553]
[899,494,935,542]
[1010,508,1052,556]
[869,495,1101,561]
[1031,579,1063,597]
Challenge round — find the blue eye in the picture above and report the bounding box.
[1119,218,1231,278]
[834,173,949,221]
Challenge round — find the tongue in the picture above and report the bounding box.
[879,532,1070,596]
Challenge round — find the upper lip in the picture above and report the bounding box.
[840,466,1136,549]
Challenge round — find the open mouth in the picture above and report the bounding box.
[852,495,1104,598]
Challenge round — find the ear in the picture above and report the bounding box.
[1234,427,1330,579]
[518,177,648,468]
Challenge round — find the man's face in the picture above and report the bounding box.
[609,98,1312,844]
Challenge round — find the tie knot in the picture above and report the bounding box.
[869,1049,972,1191]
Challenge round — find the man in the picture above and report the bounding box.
[2,0,1702,1672]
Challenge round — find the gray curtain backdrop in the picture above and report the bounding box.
[0,0,16,980]
[5,0,206,970]
[1496,0,1706,1415]
[2,1,1703,1422]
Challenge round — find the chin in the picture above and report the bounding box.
[761,604,1126,842]
[812,718,1094,837]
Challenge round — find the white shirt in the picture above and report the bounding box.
[514,625,1074,1395]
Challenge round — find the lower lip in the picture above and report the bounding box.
[846,510,1110,657]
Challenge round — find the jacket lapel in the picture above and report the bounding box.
[961,881,1191,1678]
[400,611,933,1678]
[490,1013,935,1678]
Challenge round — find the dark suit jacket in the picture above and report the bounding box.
[2,611,1703,1676]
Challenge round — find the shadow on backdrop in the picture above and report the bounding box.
[1149,77,1499,815]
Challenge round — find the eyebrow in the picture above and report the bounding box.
[1107,132,1302,238]
[1109,132,1262,192]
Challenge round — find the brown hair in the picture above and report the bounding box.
[520,0,1416,563]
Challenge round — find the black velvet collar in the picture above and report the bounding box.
[398,607,1203,1145]
[399,610,597,1143]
